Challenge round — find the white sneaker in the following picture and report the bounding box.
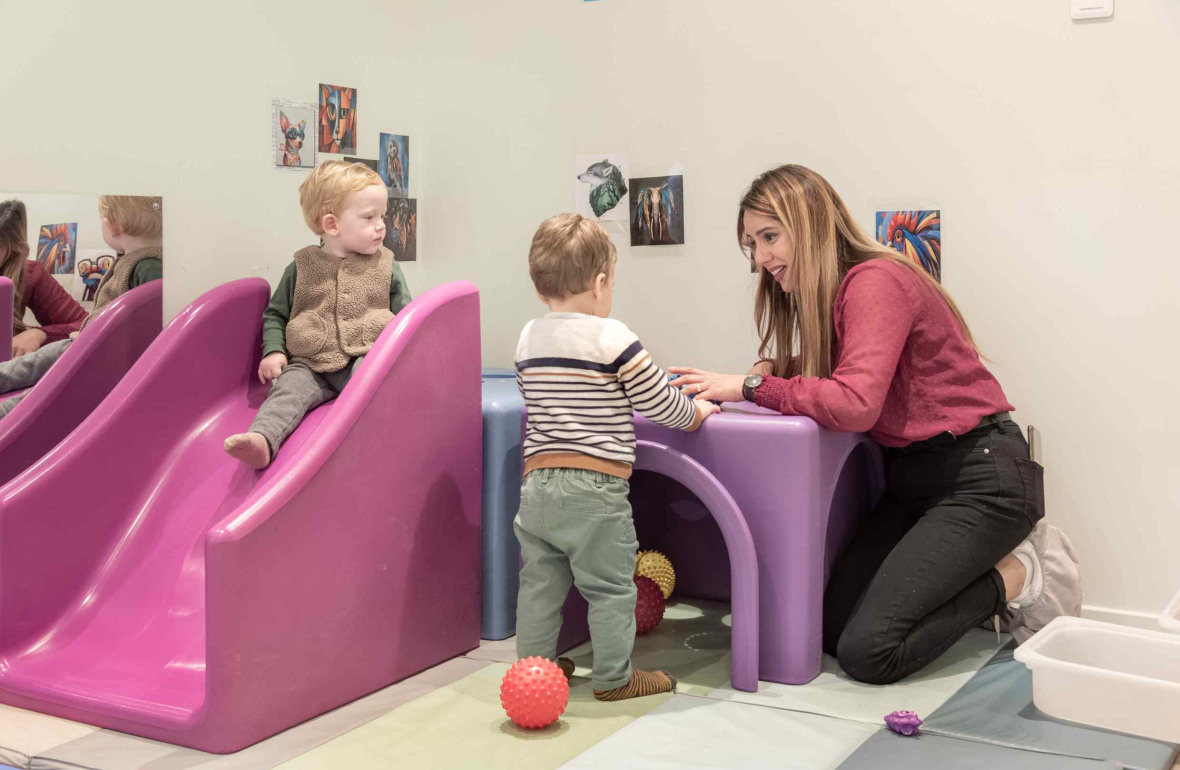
[1006,522,1082,644]
[1007,537,1042,609]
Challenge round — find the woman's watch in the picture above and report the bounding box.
[742,374,763,402]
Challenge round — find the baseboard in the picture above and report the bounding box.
[1081,604,1163,630]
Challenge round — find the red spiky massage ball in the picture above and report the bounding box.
[500,656,570,729]
[635,575,666,635]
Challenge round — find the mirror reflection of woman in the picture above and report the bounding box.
[0,200,87,357]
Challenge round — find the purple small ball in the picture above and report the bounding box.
[885,710,922,736]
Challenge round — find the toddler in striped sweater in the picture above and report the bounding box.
[513,214,718,701]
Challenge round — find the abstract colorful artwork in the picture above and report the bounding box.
[379,133,409,196]
[77,254,114,302]
[36,222,77,275]
[875,209,941,281]
[383,197,417,262]
[318,83,357,155]
[574,154,630,221]
[630,174,684,246]
[272,99,316,169]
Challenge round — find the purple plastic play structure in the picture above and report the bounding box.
[0,277,12,364]
[638,403,883,684]
[634,440,761,691]
[558,402,882,689]
[0,280,163,488]
[0,279,482,753]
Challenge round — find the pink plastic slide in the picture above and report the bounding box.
[0,280,163,488]
[0,276,12,364]
[0,278,483,753]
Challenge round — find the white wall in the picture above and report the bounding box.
[2,0,1177,618]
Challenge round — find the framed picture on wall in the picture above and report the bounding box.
[379,133,409,197]
[271,98,316,170]
[574,154,630,222]
[36,222,77,275]
[874,209,941,282]
[383,198,417,262]
[76,250,116,306]
[629,174,684,246]
[318,83,357,155]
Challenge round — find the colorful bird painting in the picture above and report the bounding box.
[875,209,941,282]
[36,222,78,275]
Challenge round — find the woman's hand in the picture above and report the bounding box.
[668,367,747,403]
[259,352,288,384]
[12,328,48,357]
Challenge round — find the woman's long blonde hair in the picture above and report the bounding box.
[739,165,974,379]
[0,199,29,335]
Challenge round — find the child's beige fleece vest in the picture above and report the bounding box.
[285,245,395,373]
[80,246,161,331]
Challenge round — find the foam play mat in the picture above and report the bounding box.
[0,601,1173,770]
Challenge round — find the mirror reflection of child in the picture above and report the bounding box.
[0,196,162,418]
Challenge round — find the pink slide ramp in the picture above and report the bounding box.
[0,278,483,753]
[0,280,163,488]
[0,276,12,364]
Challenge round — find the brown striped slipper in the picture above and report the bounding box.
[593,669,677,701]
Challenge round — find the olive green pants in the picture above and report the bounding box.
[514,467,638,690]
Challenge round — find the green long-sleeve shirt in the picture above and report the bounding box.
[261,260,412,358]
[131,258,163,288]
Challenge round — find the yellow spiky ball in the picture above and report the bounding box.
[635,550,675,599]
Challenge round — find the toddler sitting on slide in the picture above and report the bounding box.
[224,161,411,469]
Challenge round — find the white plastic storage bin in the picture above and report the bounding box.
[1161,587,1180,634]
[1014,616,1180,742]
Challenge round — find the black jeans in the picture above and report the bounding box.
[822,419,1045,684]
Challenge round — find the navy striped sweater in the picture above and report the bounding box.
[515,312,702,478]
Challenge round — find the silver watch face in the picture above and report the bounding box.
[744,374,762,389]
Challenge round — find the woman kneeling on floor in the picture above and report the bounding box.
[670,165,1082,684]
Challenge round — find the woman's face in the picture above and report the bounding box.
[742,210,794,293]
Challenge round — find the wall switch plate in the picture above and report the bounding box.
[1072,0,1113,19]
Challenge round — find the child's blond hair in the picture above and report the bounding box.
[97,196,163,239]
[528,214,616,298]
[299,161,385,235]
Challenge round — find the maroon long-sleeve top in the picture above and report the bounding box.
[18,260,87,343]
[754,259,1013,447]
